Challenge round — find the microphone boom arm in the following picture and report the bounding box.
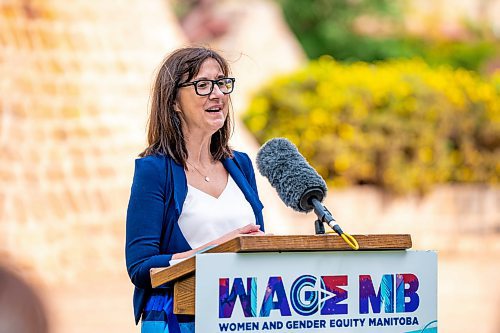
[310,198,360,250]
[311,198,344,236]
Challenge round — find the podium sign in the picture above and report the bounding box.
[196,251,437,333]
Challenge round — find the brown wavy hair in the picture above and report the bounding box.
[140,47,234,166]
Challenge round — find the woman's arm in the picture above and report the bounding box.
[125,157,173,289]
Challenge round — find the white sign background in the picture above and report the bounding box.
[196,251,437,333]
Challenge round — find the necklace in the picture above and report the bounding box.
[186,160,213,182]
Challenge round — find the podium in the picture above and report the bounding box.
[150,234,413,315]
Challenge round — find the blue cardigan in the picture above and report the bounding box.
[125,151,265,324]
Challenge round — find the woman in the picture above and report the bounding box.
[125,47,265,333]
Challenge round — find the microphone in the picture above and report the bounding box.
[255,138,338,231]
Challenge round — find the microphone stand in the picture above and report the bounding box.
[310,198,359,250]
[314,219,325,234]
[311,197,343,236]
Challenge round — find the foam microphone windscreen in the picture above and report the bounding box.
[256,138,327,213]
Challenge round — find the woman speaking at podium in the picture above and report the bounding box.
[125,47,266,333]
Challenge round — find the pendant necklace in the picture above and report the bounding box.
[187,161,212,182]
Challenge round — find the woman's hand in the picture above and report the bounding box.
[171,223,265,261]
[210,223,264,245]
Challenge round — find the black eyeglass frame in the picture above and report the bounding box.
[177,77,236,96]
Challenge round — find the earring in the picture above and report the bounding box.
[173,102,181,112]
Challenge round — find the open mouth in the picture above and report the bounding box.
[205,107,222,113]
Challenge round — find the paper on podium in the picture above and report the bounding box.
[168,244,218,266]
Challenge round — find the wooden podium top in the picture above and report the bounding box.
[150,234,411,288]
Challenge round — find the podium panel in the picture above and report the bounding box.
[196,251,437,333]
[149,234,436,333]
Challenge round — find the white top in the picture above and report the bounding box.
[177,175,256,250]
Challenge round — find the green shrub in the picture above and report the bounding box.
[243,57,500,194]
[278,0,405,62]
[417,40,499,73]
[277,0,499,72]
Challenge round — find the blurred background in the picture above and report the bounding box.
[0,0,498,332]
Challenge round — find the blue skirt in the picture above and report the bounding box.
[141,290,195,333]
[141,321,194,333]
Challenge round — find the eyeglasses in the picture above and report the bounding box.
[177,77,235,96]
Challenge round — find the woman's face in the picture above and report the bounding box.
[176,58,230,138]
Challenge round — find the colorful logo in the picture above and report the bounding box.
[219,273,420,318]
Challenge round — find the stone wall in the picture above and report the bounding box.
[282,185,500,253]
[0,0,184,282]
